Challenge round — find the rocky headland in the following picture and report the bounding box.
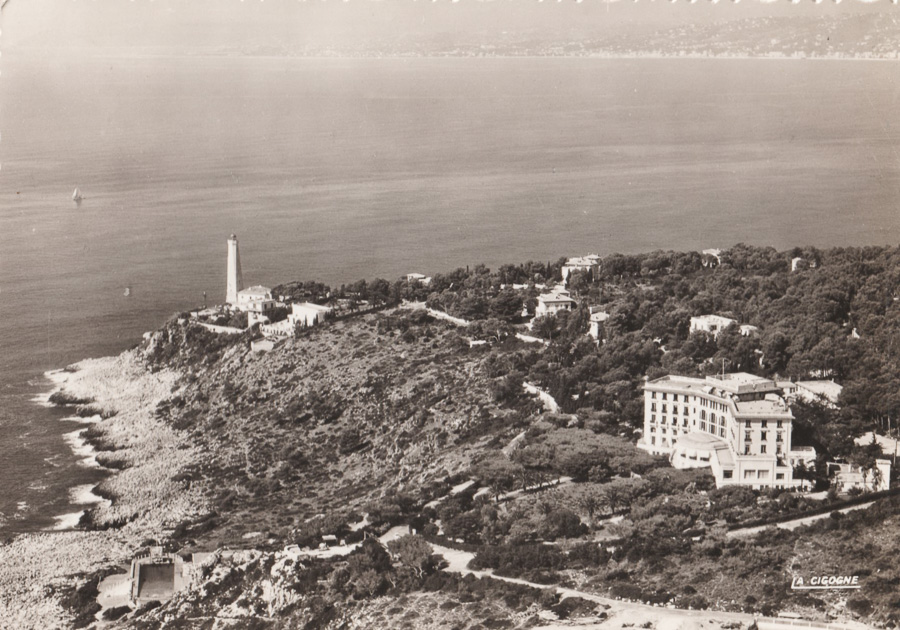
[9,245,900,628]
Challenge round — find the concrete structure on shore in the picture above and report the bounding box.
[130,547,213,606]
[640,373,822,489]
[260,319,294,338]
[226,234,244,306]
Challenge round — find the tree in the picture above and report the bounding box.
[490,371,525,406]
[566,270,592,297]
[474,454,521,501]
[532,314,559,341]
[575,490,603,526]
[539,507,587,540]
[490,290,524,322]
[226,311,249,329]
[601,478,634,516]
[369,278,392,305]
[513,443,556,490]
[352,569,385,598]
[387,535,437,578]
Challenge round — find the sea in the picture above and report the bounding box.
[0,53,898,533]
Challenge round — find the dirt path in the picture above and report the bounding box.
[523,381,561,413]
[726,501,877,538]
[429,545,870,630]
[402,301,471,327]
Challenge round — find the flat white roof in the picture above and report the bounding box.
[796,380,843,402]
[539,293,576,304]
[691,314,736,325]
[733,398,791,417]
[674,431,725,448]
[705,372,780,394]
[565,254,600,265]
[293,302,332,312]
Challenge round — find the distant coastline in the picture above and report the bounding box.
[7,47,900,61]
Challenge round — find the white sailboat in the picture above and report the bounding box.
[72,188,83,203]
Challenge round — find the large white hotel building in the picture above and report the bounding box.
[639,373,817,489]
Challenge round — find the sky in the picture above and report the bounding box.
[0,0,891,53]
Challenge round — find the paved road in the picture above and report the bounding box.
[726,501,876,538]
[430,544,871,630]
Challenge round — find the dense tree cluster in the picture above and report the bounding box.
[417,245,900,473]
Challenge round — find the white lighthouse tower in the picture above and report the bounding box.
[226,234,244,306]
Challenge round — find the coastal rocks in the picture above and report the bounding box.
[139,550,305,626]
[50,352,209,533]
[0,532,130,630]
[5,350,211,628]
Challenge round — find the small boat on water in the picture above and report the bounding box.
[72,188,83,203]
[124,286,132,297]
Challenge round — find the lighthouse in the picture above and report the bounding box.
[226,234,244,305]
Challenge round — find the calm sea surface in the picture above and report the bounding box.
[0,55,898,531]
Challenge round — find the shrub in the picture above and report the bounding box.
[49,391,94,406]
[471,544,565,579]
[134,600,161,616]
[609,584,643,600]
[847,597,874,616]
[102,605,132,620]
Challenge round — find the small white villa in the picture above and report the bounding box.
[588,308,609,341]
[289,302,333,328]
[828,460,891,493]
[535,290,576,318]
[235,286,277,326]
[561,254,601,283]
[690,315,757,339]
[701,249,722,267]
[406,273,432,286]
[258,301,333,338]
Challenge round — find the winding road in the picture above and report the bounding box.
[429,544,872,630]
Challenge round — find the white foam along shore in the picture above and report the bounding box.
[62,427,102,469]
[0,349,207,629]
[41,367,111,527]
[51,484,113,531]
[29,368,72,407]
